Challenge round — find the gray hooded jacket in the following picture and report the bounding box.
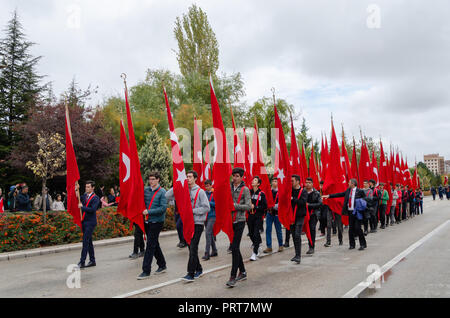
[165,184,210,225]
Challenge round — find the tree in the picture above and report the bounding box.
[139,126,172,189]
[174,4,219,78]
[0,10,46,185]
[10,101,117,186]
[26,132,65,222]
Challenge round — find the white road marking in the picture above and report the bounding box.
[342,219,450,298]
[114,235,324,298]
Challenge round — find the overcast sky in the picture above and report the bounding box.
[2,0,449,166]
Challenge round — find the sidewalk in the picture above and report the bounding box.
[0,230,178,262]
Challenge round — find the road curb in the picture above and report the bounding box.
[0,229,178,262]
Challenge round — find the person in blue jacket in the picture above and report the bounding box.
[202,179,217,261]
[77,180,100,269]
[137,171,168,280]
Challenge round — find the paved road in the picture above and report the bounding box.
[0,197,449,298]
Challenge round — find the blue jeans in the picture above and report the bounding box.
[265,213,283,248]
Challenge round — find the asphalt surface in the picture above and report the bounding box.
[0,196,448,298]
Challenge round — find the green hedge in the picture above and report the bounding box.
[0,207,175,253]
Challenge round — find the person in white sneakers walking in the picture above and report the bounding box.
[248,176,267,261]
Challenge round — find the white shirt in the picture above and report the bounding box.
[348,187,356,211]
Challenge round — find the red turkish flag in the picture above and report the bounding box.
[444,176,448,186]
[117,120,131,218]
[341,133,352,183]
[371,151,379,185]
[404,158,413,188]
[0,197,4,213]
[65,105,82,229]
[351,141,359,185]
[401,156,407,186]
[209,79,235,243]
[320,135,329,181]
[231,108,245,170]
[193,116,204,187]
[358,140,371,184]
[412,166,418,191]
[243,128,252,187]
[300,143,308,187]
[124,87,146,234]
[164,87,195,244]
[203,139,212,182]
[289,116,301,177]
[322,122,347,217]
[273,105,294,231]
[309,144,320,190]
[395,153,401,186]
[250,123,274,209]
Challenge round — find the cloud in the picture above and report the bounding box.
[1,0,449,163]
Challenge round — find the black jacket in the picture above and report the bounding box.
[250,188,267,216]
[329,187,366,216]
[306,189,322,218]
[292,187,308,219]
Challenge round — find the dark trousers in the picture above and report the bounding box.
[175,213,186,244]
[142,222,166,274]
[419,201,423,214]
[379,204,387,226]
[348,213,366,248]
[371,203,379,230]
[432,193,436,200]
[327,211,343,244]
[363,210,370,232]
[291,216,305,258]
[80,222,96,263]
[308,213,318,249]
[231,221,246,278]
[187,224,204,276]
[247,213,263,254]
[409,202,415,217]
[402,201,407,219]
[319,212,327,235]
[133,222,145,254]
[285,228,291,245]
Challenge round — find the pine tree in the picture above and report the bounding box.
[0,10,44,143]
[138,126,172,189]
[0,10,45,184]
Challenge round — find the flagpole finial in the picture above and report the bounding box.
[271,87,276,105]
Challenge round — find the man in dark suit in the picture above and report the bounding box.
[77,180,100,268]
[322,179,367,250]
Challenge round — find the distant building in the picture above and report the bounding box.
[445,160,450,174]
[424,154,445,175]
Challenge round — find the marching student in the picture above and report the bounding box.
[166,171,210,283]
[248,176,267,261]
[77,181,100,268]
[415,188,423,215]
[202,179,218,261]
[137,171,168,280]
[368,179,380,232]
[407,186,415,218]
[290,174,308,264]
[395,184,403,224]
[362,180,375,233]
[263,178,284,253]
[321,181,343,247]
[323,179,367,251]
[387,183,398,227]
[226,168,251,287]
[305,177,322,255]
[401,185,408,220]
[378,183,389,229]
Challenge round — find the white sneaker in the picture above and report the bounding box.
[257,247,263,257]
[250,253,257,261]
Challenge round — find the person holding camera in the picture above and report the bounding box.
[16,186,32,212]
